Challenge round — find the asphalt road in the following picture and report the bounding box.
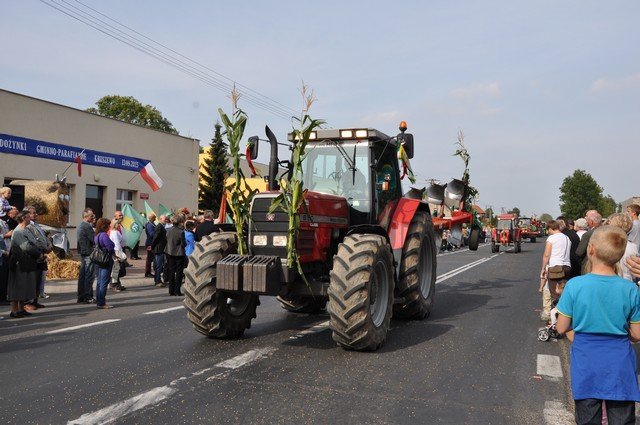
[0,240,577,424]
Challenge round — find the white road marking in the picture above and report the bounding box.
[215,347,278,369]
[70,348,277,423]
[537,354,563,380]
[290,321,330,339]
[67,386,175,425]
[543,400,574,424]
[46,319,121,335]
[143,306,184,315]
[435,254,500,284]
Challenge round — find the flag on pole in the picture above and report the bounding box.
[74,155,82,177]
[139,162,163,192]
[144,201,156,223]
[121,204,145,249]
[158,203,171,218]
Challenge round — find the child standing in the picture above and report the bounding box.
[556,225,640,424]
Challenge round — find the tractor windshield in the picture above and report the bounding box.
[302,141,370,212]
[497,219,513,230]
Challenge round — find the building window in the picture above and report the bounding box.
[86,185,104,219]
[116,189,134,212]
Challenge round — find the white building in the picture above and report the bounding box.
[0,89,199,248]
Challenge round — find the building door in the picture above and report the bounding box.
[85,184,104,219]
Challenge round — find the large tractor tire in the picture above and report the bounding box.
[277,295,327,314]
[183,232,259,338]
[394,211,437,320]
[328,234,394,351]
[468,227,481,251]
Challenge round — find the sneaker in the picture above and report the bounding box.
[115,285,127,291]
[97,305,113,309]
[40,293,50,299]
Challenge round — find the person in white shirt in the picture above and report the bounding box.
[108,211,127,291]
[539,220,572,320]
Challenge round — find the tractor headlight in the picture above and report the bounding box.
[253,235,267,246]
[273,235,287,247]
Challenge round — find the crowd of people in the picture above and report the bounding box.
[0,183,222,315]
[539,205,640,424]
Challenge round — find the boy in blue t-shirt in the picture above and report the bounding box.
[557,225,640,424]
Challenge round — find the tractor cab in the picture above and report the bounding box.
[291,128,409,227]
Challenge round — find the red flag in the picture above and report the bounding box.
[74,155,82,177]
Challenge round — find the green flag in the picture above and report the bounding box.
[121,204,145,249]
[158,203,171,218]
[144,201,156,224]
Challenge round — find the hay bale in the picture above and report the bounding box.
[45,251,80,279]
[11,179,70,228]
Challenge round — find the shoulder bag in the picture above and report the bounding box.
[90,235,110,268]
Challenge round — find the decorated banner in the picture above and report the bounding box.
[0,133,150,172]
[121,204,145,249]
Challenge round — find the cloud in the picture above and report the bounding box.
[590,73,640,93]
[451,82,501,99]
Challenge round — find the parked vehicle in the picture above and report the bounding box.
[491,214,522,253]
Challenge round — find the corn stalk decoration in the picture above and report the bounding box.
[453,130,479,212]
[218,87,256,255]
[269,83,325,275]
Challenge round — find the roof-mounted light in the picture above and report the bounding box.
[340,130,353,138]
[309,131,317,140]
[354,129,368,138]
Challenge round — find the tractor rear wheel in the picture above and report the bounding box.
[328,234,394,351]
[277,295,327,314]
[394,211,437,320]
[183,232,259,338]
[468,227,480,251]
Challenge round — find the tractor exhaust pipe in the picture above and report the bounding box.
[265,125,280,191]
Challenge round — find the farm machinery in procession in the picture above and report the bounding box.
[517,217,541,243]
[491,213,522,253]
[183,122,480,351]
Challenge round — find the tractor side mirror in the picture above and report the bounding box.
[247,136,259,160]
[398,133,414,159]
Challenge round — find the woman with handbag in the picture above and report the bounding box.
[94,218,115,309]
[7,210,43,318]
[539,220,572,319]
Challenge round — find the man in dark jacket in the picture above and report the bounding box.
[76,208,96,303]
[151,215,167,286]
[575,210,602,274]
[144,213,156,278]
[164,214,186,296]
[557,216,581,279]
[195,210,219,242]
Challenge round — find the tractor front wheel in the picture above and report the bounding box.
[328,234,394,351]
[394,211,437,320]
[468,227,481,251]
[183,232,259,338]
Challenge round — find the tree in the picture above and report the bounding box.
[559,169,603,219]
[599,194,618,218]
[508,207,521,217]
[87,95,178,134]
[539,213,553,222]
[198,122,229,213]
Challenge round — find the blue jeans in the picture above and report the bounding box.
[154,253,165,283]
[95,258,113,307]
[77,256,95,302]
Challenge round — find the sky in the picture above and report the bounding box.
[2,1,639,217]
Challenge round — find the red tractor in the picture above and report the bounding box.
[491,214,522,253]
[183,123,477,351]
[517,217,540,243]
